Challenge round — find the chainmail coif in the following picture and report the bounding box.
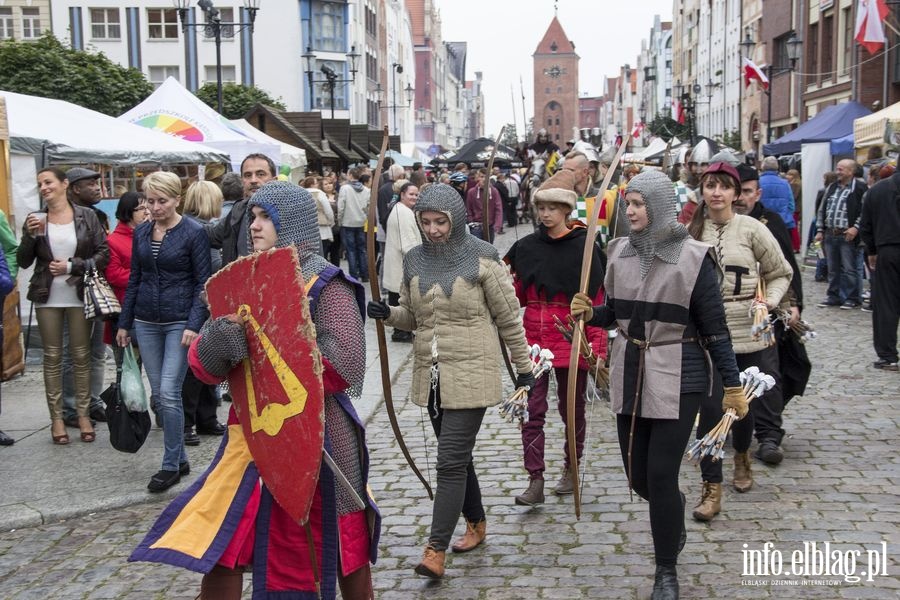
[620,170,690,279]
[404,183,499,297]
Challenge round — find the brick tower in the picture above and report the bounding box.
[533,15,579,145]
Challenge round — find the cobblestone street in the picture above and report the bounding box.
[0,258,897,599]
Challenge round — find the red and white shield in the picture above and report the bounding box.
[206,246,325,524]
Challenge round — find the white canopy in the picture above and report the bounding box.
[853,100,900,150]
[1,90,228,165]
[120,77,280,171]
[229,118,307,174]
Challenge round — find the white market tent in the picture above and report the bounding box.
[1,89,229,166]
[853,100,900,153]
[229,118,307,182]
[120,77,280,172]
[368,149,416,168]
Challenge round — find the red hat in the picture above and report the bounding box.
[702,161,741,186]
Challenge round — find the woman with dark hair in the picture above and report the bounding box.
[571,169,746,600]
[17,167,109,444]
[104,192,148,362]
[687,162,793,522]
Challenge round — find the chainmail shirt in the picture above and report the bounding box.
[619,170,690,279]
[404,183,499,297]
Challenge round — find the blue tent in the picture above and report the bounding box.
[763,101,871,156]
[830,133,854,156]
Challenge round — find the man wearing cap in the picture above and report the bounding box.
[61,167,108,426]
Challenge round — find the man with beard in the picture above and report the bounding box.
[206,154,276,265]
[61,168,109,426]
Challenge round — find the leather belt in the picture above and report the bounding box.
[826,228,846,236]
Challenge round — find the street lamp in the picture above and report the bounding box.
[741,31,802,144]
[173,0,261,115]
[302,45,360,119]
[377,64,414,132]
[673,80,698,147]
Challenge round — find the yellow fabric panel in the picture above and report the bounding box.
[150,424,255,558]
[582,188,617,226]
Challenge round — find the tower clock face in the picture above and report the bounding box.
[544,65,564,79]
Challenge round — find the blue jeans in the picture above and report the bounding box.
[824,232,860,305]
[134,320,189,471]
[342,227,368,280]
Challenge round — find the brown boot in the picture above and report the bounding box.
[199,565,244,600]
[515,477,545,506]
[553,468,574,495]
[451,519,487,553]
[414,545,446,579]
[733,451,753,493]
[692,482,722,522]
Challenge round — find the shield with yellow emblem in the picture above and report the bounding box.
[206,246,324,525]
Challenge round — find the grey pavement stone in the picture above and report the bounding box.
[0,235,898,598]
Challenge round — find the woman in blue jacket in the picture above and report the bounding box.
[117,171,211,493]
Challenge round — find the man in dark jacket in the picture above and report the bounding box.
[859,172,900,371]
[62,167,108,426]
[814,159,868,309]
[206,154,275,265]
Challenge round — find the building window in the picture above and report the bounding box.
[545,87,550,94]
[204,65,236,84]
[311,1,344,53]
[0,8,13,40]
[313,60,347,110]
[149,65,180,88]
[21,7,41,39]
[204,7,234,39]
[365,5,376,37]
[808,22,819,77]
[547,118,552,126]
[366,51,377,83]
[821,14,834,77]
[148,8,178,40]
[841,6,853,76]
[90,8,121,40]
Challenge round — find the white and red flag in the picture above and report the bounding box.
[672,97,685,124]
[855,0,889,55]
[742,57,770,90]
[631,121,645,139]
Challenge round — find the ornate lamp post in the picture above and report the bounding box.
[377,64,414,132]
[302,45,360,119]
[741,31,802,144]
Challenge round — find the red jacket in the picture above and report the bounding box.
[104,221,134,344]
[513,283,607,370]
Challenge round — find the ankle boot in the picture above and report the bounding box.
[692,481,722,522]
[553,468,574,495]
[515,477,545,506]
[414,544,446,579]
[199,565,244,600]
[733,451,753,493]
[451,518,486,553]
[651,565,679,600]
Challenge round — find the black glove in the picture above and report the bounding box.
[367,300,391,320]
[515,371,536,390]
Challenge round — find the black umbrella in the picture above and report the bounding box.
[438,137,520,167]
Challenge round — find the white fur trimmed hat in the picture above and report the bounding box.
[534,168,578,210]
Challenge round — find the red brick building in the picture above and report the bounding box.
[533,17,579,144]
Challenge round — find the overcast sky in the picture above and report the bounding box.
[439,0,674,141]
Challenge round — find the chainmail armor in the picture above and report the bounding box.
[195,317,248,377]
[619,170,690,279]
[404,183,499,297]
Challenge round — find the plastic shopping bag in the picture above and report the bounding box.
[120,345,149,413]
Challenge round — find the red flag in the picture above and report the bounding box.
[672,98,685,125]
[742,57,770,90]
[631,121,645,139]
[855,0,889,55]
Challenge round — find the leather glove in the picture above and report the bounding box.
[723,386,750,420]
[515,371,536,390]
[366,300,391,320]
[195,317,248,378]
[570,292,594,322]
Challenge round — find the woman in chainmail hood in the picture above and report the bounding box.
[571,169,745,600]
[367,183,533,579]
[130,181,379,600]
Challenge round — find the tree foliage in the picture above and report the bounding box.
[499,124,519,147]
[0,34,153,116]
[194,82,286,119]
[645,112,690,142]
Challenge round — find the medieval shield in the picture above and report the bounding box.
[206,246,325,525]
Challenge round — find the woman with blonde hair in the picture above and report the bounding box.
[118,171,212,492]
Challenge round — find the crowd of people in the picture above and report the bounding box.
[0,132,896,599]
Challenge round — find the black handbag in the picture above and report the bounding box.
[102,364,151,454]
[778,326,811,406]
[83,258,121,321]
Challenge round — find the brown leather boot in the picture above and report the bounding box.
[733,451,753,493]
[451,519,486,553]
[199,565,244,600]
[692,482,722,522]
[515,477,545,506]
[553,468,574,495]
[414,545,446,579]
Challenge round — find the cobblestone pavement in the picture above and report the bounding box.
[0,236,898,598]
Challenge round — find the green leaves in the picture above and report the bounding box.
[194,82,285,119]
[0,34,153,116]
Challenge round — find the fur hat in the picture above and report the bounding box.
[534,169,578,210]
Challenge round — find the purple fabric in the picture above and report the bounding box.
[521,367,588,477]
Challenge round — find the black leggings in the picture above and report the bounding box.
[616,392,701,567]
